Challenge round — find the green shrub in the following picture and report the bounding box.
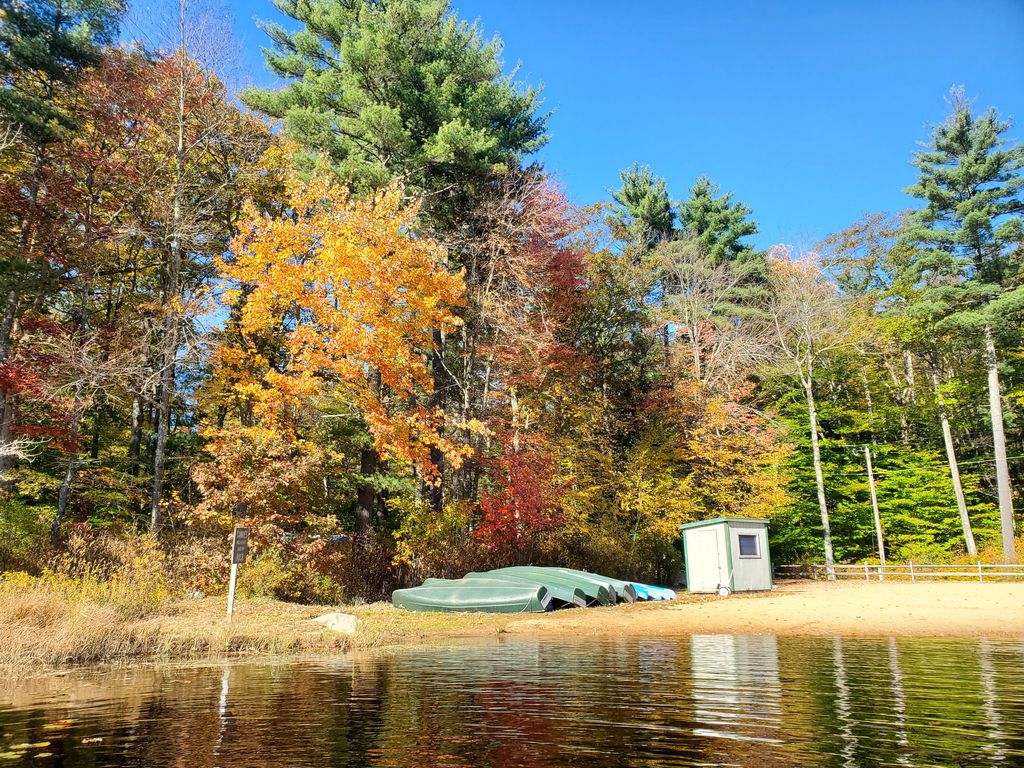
[0,498,50,572]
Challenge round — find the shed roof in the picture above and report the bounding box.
[679,516,769,531]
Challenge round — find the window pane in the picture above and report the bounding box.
[738,534,759,557]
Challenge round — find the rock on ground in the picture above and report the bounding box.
[312,612,358,635]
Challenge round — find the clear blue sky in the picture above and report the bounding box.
[214,0,1024,250]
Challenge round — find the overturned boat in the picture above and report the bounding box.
[476,567,610,606]
[391,565,676,613]
[392,582,552,613]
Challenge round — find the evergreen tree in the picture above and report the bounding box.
[673,176,766,315]
[678,176,759,266]
[241,0,546,229]
[0,0,124,143]
[902,88,1024,562]
[608,163,675,253]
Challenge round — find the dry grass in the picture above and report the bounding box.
[0,583,348,672]
[0,571,512,672]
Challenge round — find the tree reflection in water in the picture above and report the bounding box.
[0,636,1022,767]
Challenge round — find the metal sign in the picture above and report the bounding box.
[231,527,249,565]
[227,526,249,620]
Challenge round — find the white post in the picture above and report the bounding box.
[864,562,870,581]
[909,561,915,583]
[227,562,238,619]
[865,447,886,580]
[978,560,983,583]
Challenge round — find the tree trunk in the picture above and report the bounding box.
[932,368,976,556]
[0,290,20,490]
[150,348,175,533]
[128,393,144,477]
[150,44,187,534]
[52,395,84,548]
[690,322,702,379]
[860,368,875,442]
[428,328,446,514]
[865,446,886,568]
[984,326,1016,563]
[356,447,377,536]
[804,376,836,578]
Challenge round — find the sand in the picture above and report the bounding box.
[502,580,1024,638]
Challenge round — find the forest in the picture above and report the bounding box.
[0,0,1022,604]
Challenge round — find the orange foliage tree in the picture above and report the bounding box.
[195,168,468,539]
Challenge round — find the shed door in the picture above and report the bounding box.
[687,528,723,592]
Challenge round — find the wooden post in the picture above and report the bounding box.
[226,526,249,620]
[226,562,238,619]
[865,447,886,580]
[978,560,983,583]
[909,560,915,583]
[864,562,870,581]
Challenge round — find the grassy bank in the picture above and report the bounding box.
[4,580,1023,672]
[0,578,512,671]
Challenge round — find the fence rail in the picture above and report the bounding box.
[775,562,1024,582]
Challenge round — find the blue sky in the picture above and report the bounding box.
[209,0,1023,250]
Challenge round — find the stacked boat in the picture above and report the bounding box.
[391,566,677,613]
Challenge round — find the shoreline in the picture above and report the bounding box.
[502,581,1024,640]
[2,581,1022,673]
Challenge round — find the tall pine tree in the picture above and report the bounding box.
[902,88,1024,562]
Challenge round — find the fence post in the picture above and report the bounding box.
[864,563,870,581]
[909,561,915,583]
[978,560,983,583]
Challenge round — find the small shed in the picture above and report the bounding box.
[680,517,772,594]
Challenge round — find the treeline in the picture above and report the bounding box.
[0,0,1020,600]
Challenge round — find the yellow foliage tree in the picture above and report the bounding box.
[219,171,468,480]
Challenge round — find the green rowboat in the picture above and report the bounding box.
[486,566,613,605]
[462,572,587,607]
[554,568,639,603]
[392,582,551,613]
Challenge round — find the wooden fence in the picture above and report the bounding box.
[776,562,1024,582]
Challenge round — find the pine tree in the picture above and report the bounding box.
[902,88,1024,562]
[241,0,546,229]
[609,163,675,252]
[677,176,766,312]
[678,176,759,266]
[0,0,124,143]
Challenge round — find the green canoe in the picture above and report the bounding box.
[554,568,638,603]
[505,566,620,604]
[462,572,587,608]
[486,566,613,605]
[392,582,551,613]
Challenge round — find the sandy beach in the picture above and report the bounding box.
[502,580,1024,639]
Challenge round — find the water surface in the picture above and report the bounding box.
[1,635,1022,767]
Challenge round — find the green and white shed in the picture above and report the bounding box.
[680,517,772,594]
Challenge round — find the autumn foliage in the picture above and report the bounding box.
[219,172,468,478]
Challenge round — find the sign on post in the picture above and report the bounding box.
[231,527,249,565]
[226,526,249,619]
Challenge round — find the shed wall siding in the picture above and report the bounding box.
[728,521,772,591]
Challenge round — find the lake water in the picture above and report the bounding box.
[1,635,1022,767]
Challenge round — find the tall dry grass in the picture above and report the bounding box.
[0,534,347,670]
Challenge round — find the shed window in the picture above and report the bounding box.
[737,534,759,558]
